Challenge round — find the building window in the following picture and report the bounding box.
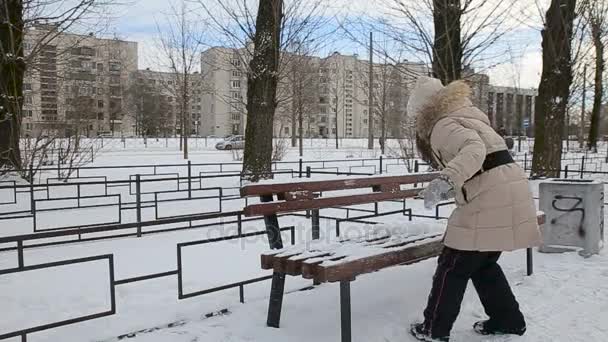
[231,59,241,67]
[98,100,104,108]
[97,63,104,72]
[284,127,289,134]
[232,70,242,77]
[168,97,173,103]
[24,96,32,104]
[97,112,104,120]
[23,83,32,91]
[231,80,241,88]
[363,119,368,124]
[109,63,121,72]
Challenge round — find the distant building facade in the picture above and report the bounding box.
[22,24,138,137]
[200,48,429,138]
[200,47,248,137]
[487,86,538,136]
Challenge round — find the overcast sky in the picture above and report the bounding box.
[107,0,545,89]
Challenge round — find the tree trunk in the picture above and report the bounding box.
[242,0,283,182]
[298,103,303,157]
[531,0,576,177]
[291,64,297,148]
[432,0,462,85]
[587,21,604,152]
[0,0,24,170]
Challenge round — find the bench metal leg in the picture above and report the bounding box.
[340,280,352,342]
[260,195,287,328]
[526,247,533,276]
[267,271,286,328]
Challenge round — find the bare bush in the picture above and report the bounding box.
[56,136,100,180]
[388,117,417,172]
[272,138,289,161]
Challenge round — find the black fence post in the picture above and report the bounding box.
[526,248,533,276]
[379,155,383,175]
[580,155,585,179]
[29,164,35,215]
[17,240,24,268]
[414,160,420,188]
[299,158,303,178]
[565,165,569,179]
[136,174,142,237]
[306,166,311,178]
[523,153,527,171]
[91,146,94,163]
[187,161,192,199]
[57,155,61,178]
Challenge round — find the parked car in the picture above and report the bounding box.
[215,135,245,150]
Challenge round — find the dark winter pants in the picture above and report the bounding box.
[422,246,525,338]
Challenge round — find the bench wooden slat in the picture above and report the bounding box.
[261,213,546,283]
[317,237,444,283]
[240,173,439,197]
[243,188,421,217]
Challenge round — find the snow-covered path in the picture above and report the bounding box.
[114,249,608,342]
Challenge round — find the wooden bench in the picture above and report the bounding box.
[240,173,545,342]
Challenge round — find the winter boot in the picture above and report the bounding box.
[410,323,450,342]
[473,320,526,336]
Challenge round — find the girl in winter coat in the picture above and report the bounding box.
[407,77,542,342]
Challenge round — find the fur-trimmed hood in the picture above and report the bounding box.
[413,80,490,167]
[415,80,489,141]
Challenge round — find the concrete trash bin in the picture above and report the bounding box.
[539,179,604,257]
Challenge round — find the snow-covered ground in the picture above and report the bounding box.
[1,141,608,342]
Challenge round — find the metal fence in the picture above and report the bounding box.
[2,153,608,341]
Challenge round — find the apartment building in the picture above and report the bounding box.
[200,47,248,137]
[21,24,138,137]
[129,69,207,137]
[487,86,538,136]
[200,47,431,139]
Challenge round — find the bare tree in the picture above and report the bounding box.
[1,0,116,172]
[197,0,330,180]
[583,0,607,151]
[282,49,319,155]
[341,0,517,86]
[126,75,171,137]
[240,0,283,181]
[531,0,577,177]
[155,0,207,159]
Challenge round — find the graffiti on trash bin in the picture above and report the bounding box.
[551,195,586,238]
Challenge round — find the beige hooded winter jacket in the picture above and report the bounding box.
[413,79,541,252]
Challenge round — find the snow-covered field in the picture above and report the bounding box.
[1,140,608,342]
